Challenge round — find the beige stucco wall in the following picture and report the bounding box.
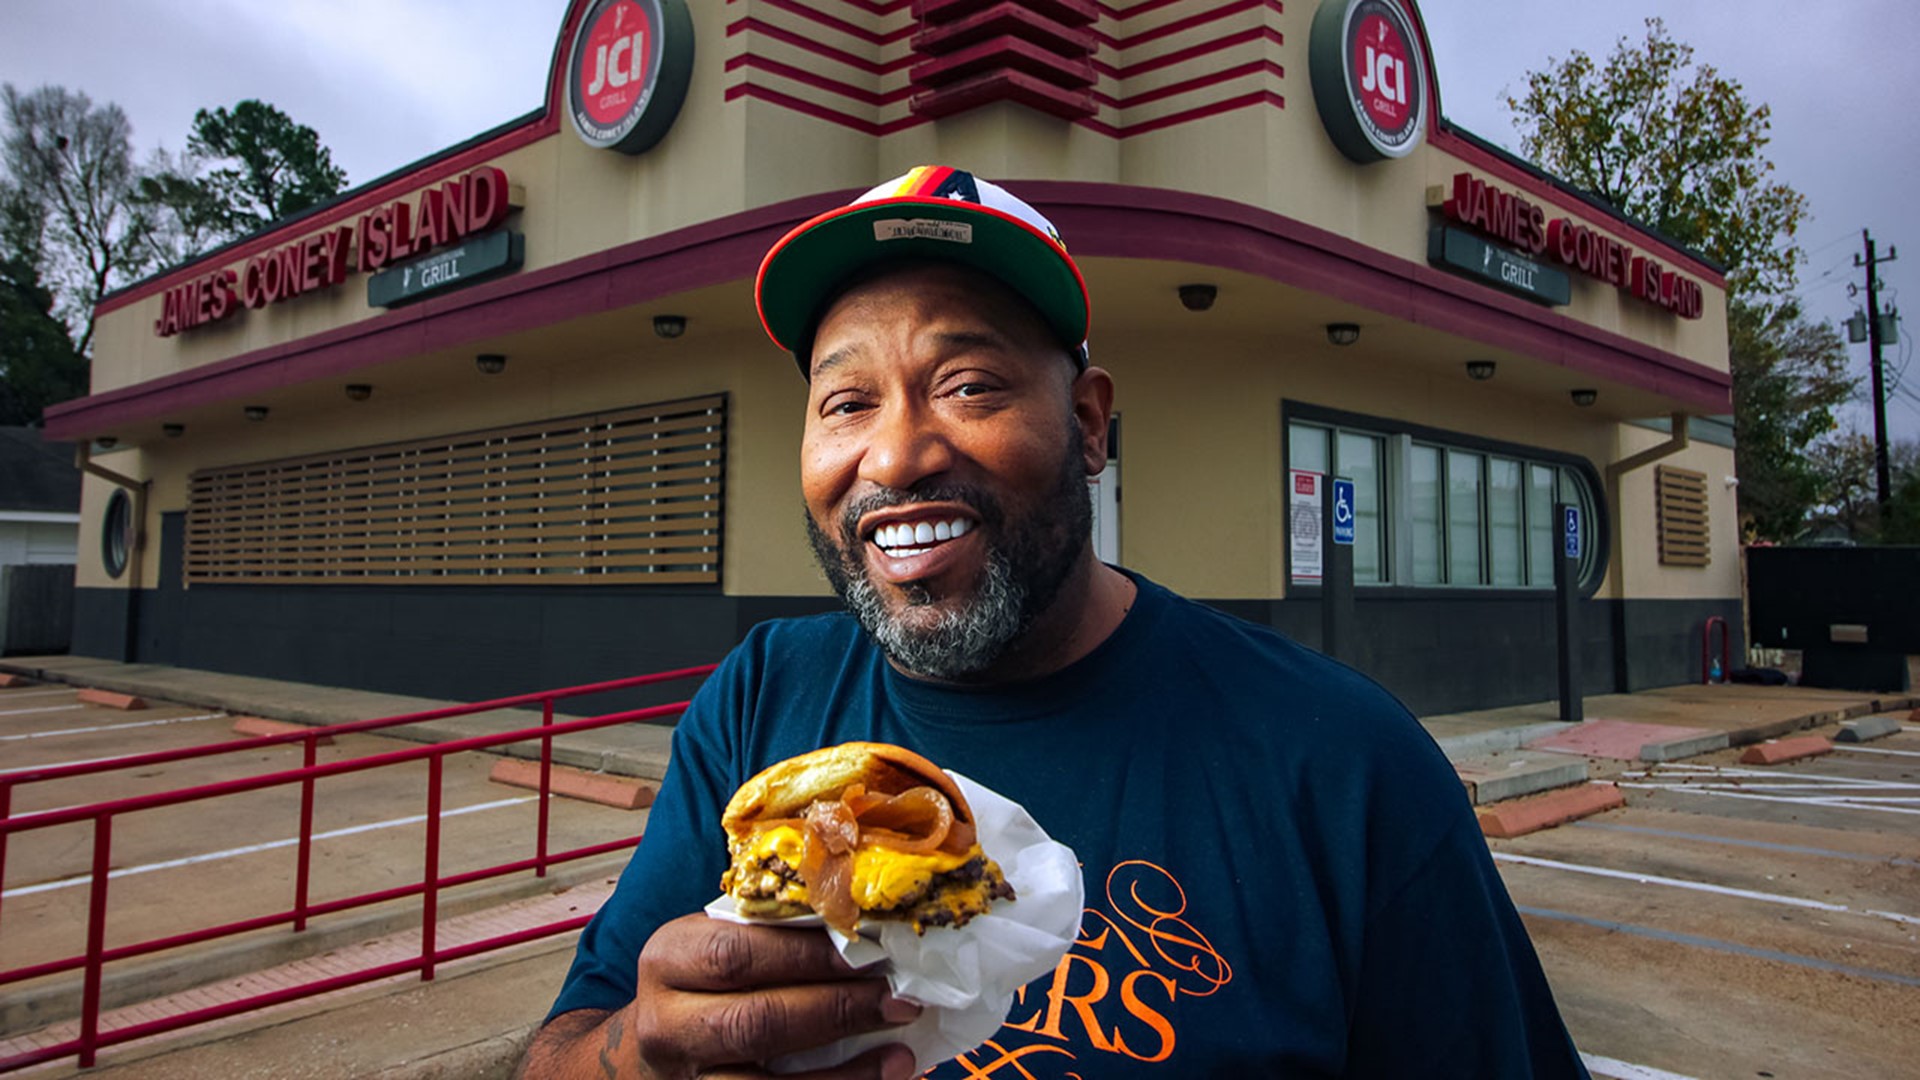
[75,0,1736,610]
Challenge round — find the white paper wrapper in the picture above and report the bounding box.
[703,770,1083,1074]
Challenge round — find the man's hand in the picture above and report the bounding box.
[517,913,921,1079]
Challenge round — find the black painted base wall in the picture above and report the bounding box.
[67,511,1741,717]
[74,582,1739,719]
[1206,593,1741,716]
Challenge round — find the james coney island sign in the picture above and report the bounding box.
[566,0,694,154]
[1309,0,1429,163]
[153,167,518,337]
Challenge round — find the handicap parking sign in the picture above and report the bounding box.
[1332,479,1355,546]
[1563,505,1581,559]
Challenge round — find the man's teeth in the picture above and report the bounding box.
[873,518,971,553]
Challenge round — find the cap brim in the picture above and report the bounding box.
[756,195,1090,368]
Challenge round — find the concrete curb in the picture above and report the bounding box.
[1837,716,1902,743]
[1455,755,1589,806]
[1433,721,1573,761]
[1637,730,1730,762]
[366,1025,536,1080]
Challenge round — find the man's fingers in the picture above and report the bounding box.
[679,980,920,1063]
[646,915,865,992]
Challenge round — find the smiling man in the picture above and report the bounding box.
[519,167,1591,1079]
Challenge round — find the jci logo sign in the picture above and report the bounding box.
[566,0,694,155]
[1310,0,1428,163]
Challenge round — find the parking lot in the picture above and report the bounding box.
[1495,719,1919,1080]
[0,683,649,995]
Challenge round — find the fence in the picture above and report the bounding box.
[0,665,714,1071]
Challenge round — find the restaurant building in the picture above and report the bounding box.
[46,0,1740,715]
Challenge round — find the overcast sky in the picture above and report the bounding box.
[3,0,1914,441]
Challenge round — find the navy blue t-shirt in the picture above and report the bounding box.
[550,572,1589,1077]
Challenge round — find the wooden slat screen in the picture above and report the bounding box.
[1656,464,1709,567]
[186,394,726,585]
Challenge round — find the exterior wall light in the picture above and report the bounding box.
[476,353,508,375]
[1326,323,1361,346]
[1465,360,1497,381]
[345,384,374,401]
[163,423,186,438]
[1178,284,1217,312]
[244,405,270,421]
[94,436,118,450]
[1570,388,1598,407]
[653,315,688,339]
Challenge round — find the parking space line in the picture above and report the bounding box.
[0,704,86,717]
[1517,904,1920,989]
[1493,852,1920,928]
[1617,782,1920,817]
[1573,822,1920,869]
[1,796,539,899]
[0,689,79,699]
[0,712,226,742]
[1834,745,1920,758]
[1578,1053,1701,1080]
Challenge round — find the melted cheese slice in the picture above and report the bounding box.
[849,845,972,910]
[740,824,974,911]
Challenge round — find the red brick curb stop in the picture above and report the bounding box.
[490,758,657,810]
[232,716,335,744]
[1738,735,1833,765]
[1477,782,1625,839]
[0,673,36,688]
[76,688,147,710]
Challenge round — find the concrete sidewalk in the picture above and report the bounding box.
[3,654,1914,1079]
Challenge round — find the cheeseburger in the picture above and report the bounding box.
[719,742,1015,935]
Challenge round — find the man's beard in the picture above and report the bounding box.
[805,421,1094,681]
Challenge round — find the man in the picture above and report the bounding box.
[520,167,1590,1078]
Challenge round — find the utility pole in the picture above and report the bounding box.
[1857,231,1899,526]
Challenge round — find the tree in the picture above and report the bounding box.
[0,182,88,424]
[1506,20,1856,541]
[1804,431,1879,541]
[138,100,346,264]
[1727,300,1855,540]
[0,84,154,356]
[1506,18,1806,299]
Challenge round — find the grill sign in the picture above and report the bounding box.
[1310,0,1428,163]
[566,0,694,155]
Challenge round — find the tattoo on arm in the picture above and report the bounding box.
[598,1010,627,1079]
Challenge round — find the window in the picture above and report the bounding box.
[1287,412,1600,591]
[102,489,132,579]
[1488,457,1523,586]
[1445,449,1484,585]
[1287,423,1385,584]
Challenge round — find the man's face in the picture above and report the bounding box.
[800,263,1108,681]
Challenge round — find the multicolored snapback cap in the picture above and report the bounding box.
[755,165,1091,375]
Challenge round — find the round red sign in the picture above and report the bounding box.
[578,1,650,128]
[1351,10,1412,135]
[1308,0,1428,163]
[566,0,694,155]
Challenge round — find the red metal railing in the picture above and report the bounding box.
[0,666,713,1072]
